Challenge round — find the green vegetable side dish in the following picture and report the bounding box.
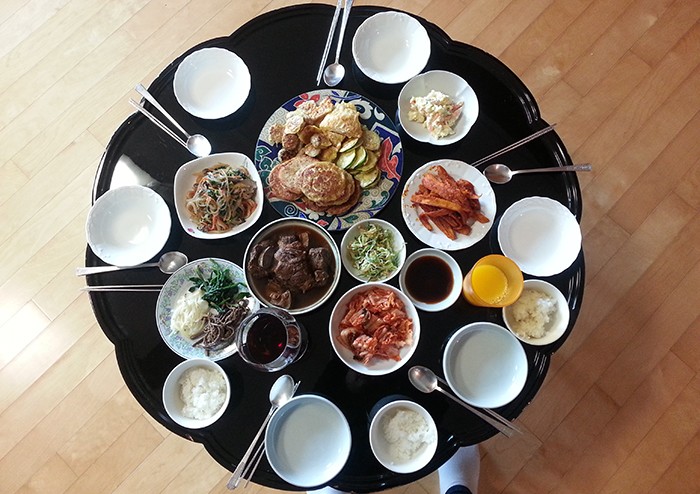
[188,260,250,312]
[348,224,401,281]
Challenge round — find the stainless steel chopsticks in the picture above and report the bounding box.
[470,124,557,168]
[316,0,343,85]
[128,98,188,149]
[81,285,163,292]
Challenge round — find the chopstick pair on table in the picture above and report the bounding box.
[316,0,352,86]
[81,285,163,292]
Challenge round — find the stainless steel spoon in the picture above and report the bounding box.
[322,0,353,87]
[75,251,188,276]
[134,83,212,157]
[227,375,295,489]
[483,163,592,184]
[408,365,517,437]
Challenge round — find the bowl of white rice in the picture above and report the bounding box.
[369,399,437,473]
[162,358,231,429]
[503,279,569,346]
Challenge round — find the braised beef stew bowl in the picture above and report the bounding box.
[243,217,341,315]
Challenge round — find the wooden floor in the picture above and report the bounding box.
[1,0,698,492]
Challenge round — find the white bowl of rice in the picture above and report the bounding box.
[162,358,231,429]
[369,399,437,473]
[502,279,569,346]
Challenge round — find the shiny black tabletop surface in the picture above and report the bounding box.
[88,4,584,492]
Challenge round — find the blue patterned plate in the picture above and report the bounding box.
[155,258,259,361]
[255,89,403,231]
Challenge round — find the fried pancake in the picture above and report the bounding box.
[319,102,362,139]
[298,161,350,204]
[311,175,356,207]
[304,178,362,216]
[268,155,318,201]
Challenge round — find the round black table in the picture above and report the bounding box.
[88,4,584,492]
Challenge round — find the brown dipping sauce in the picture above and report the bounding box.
[404,255,453,304]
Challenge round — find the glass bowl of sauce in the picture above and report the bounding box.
[399,248,462,312]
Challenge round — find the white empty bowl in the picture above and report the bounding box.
[86,185,171,266]
[369,399,437,473]
[265,395,351,487]
[352,11,431,84]
[503,279,570,346]
[399,248,462,312]
[498,196,582,276]
[398,70,479,145]
[162,358,231,429]
[443,322,527,408]
[173,152,263,239]
[173,47,251,119]
[341,218,406,283]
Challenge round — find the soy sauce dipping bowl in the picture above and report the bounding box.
[399,248,462,312]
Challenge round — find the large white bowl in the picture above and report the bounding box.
[329,283,420,376]
[173,152,263,239]
[162,358,231,429]
[443,322,527,408]
[340,218,406,283]
[173,47,251,119]
[352,11,430,84]
[399,248,462,312]
[86,185,171,266]
[503,279,570,346]
[265,395,351,488]
[497,196,582,276]
[398,70,479,145]
[369,399,437,473]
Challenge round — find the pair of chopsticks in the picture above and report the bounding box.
[316,0,345,85]
[470,124,557,168]
[81,285,163,292]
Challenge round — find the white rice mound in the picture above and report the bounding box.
[178,367,227,420]
[382,408,436,462]
[509,288,557,339]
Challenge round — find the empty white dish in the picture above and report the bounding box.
[173,47,251,119]
[86,185,171,266]
[497,196,582,276]
[352,11,430,84]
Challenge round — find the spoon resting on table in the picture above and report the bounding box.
[75,251,188,276]
[322,0,354,87]
[483,163,592,184]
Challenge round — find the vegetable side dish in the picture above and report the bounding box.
[408,90,463,138]
[186,164,257,233]
[348,223,401,281]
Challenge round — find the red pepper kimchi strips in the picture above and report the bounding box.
[337,287,413,365]
[410,165,489,240]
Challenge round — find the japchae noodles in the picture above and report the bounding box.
[186,164,257,233]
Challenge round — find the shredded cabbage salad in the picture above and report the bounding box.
[349,224,401,281]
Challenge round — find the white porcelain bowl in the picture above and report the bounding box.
[443,322,527,408]
[398,70,479,145]
[352,11,430,84]
[341,218,406,283]
[265,395,351,488]
[86,185,171,266]
[369,399,437,473]
[173,152,263,239]
[173,47,251,119]
[399,248,462,312]
[497,196,582,276]
[329,283,420,376]
[503,279,570,346]
[162,358,231,429]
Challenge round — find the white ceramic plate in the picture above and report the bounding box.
[265,395,351,487]
[86,185,171,266]
[173,47,251,119]
[503,279,570,346]
[340,218,406,283]
[497,196,582,276]
[155,258,259,361]
[173,152,263,239]
[352,11,430,84]
[369,399,437,473]
[162,358,230,429]
[443,322,528,408]
[398,70,479,145]
[399,248,462,312]
[401,159,496,250]
[329,283,420,376]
